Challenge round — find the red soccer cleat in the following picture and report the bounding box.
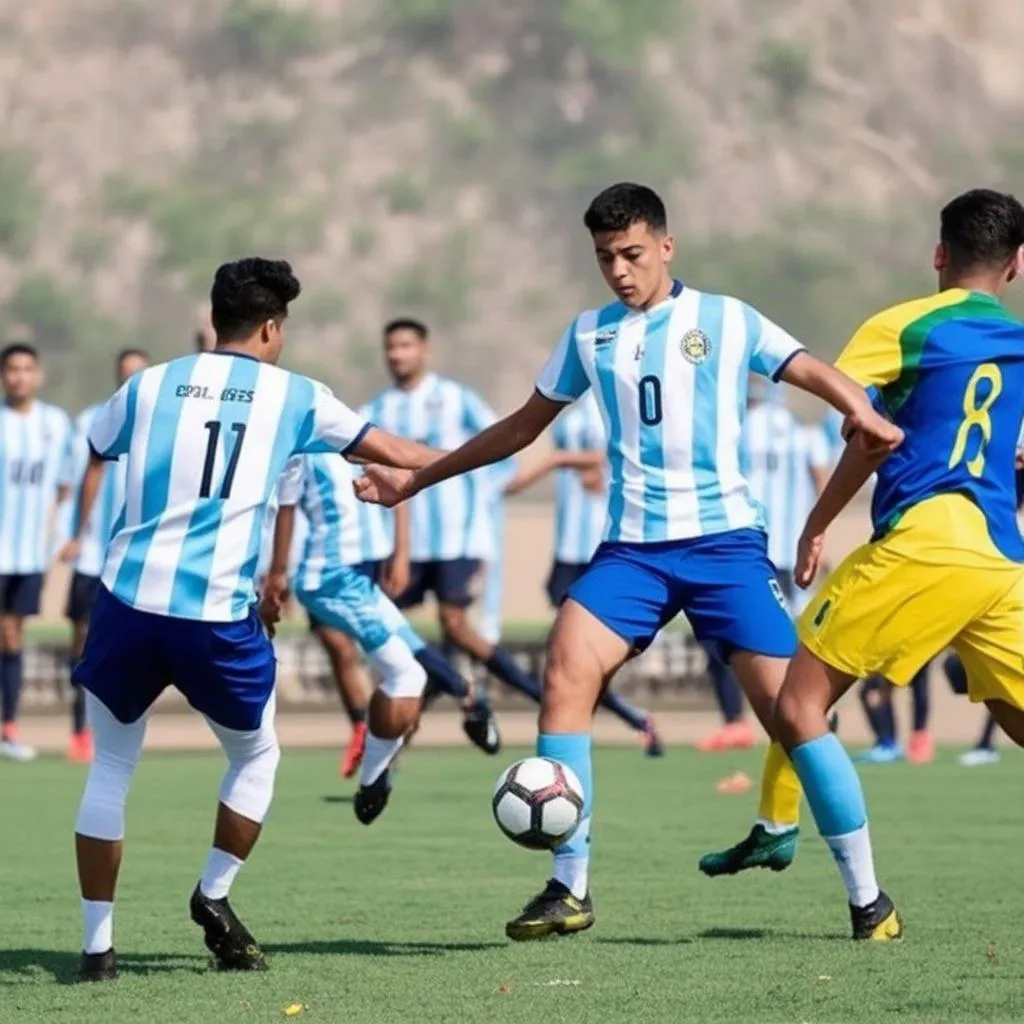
[696,721,757,753]
[340,722,367,779]
[906,729,935,765]
[68,730,94,765]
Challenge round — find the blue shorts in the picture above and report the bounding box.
[72,586,276,731]
[395,559,481,610]
[296,566,424,655]
[568,529,796,658]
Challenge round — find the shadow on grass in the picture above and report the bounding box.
[696,927,847,942]
[0,938,507,986]
[320,795,354,805]
[265,939,505,958]
[0,949,207,986]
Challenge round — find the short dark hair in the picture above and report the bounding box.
[210,258,301,342]
[940,189,1024,271]
[116,347,149,366]
[0,343,39,369]
[383,317,429,340]
[583,183,668,235]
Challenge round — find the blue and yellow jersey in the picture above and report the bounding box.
[836,288,1024,562]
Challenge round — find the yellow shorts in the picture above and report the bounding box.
[798,494,1024,710]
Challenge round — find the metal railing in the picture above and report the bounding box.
[20,632,717,713]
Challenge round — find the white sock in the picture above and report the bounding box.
[361,732,403,787]
[552,856,589,900]
[199,847,244,901]
[756,817,798,836]
[82,899,113,955]
[823,824,879,908]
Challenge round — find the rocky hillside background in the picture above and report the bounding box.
[1,0,1023,411]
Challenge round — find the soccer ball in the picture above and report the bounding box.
[492,757,585,850]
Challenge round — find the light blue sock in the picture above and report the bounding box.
[791,733,866,835]
[791,733,880,906]
[537,733,592,899]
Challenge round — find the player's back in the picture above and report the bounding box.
[95,351,364,620]
[838,289,1024,561]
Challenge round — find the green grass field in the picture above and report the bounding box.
[2,747,1021,1024]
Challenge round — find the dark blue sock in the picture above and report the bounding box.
[415,646,470,701]
[910,668,929,732]
[943,654,968,695]
[1,651,23,725]
[704,646,744,723]
[598,689,648,732]
[859,676,896,746]
[486,647,542,703]
[979,713,998,750]
[72,685,88,734]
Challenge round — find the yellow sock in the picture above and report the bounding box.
[756,742,802,829]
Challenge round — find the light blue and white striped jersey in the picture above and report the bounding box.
[88,352,369,621]
[278,453,383,592]
[71,404,127,578]
[742,404,829,570]
[364,373,497,561]
[255,486,307,581]
[535,281,805,543]
[355,400,398,564]
[822,407,845,464]
[479,456,518,644]
[0,401,74,574]
[551,392,606,565]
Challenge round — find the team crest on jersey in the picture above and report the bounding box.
[594,327,618,346]
[681,329,711,365]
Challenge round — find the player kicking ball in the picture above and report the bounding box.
[66,258,444,982]
[735,188,1024,941]
[356,182,899,940]
[260,452,500,825]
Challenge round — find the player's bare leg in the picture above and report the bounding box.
[773,645,902,941]
[0,614,35,761]
[699,652,802,876]
[352,638,427,825]
[313,625,369,778]
[505,600,630,941]
[984,699,1024,748]
[68,620,94,764]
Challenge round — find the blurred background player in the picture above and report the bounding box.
[365,317,544,707]
[61,347,150,764]
[0,343,75,762]
[268,450,500,792]
[66,258,444,982]
[478,457,518,647]
[506,390,663,755]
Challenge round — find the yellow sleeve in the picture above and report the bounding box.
[834,311,903,388]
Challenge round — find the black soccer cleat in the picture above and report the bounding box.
[463,705,501,755]
[505,879,595,941]
[189,884,268,971]
[76,948,117,983]
[850,889,903,942]
[354,771,392,825]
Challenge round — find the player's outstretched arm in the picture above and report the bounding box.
[350,428,445,471]
[795,442,887,588]
[778,353,903,455]
[59,452,105,564]
[357,392,563,507]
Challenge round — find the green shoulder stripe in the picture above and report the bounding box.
[883,293,1016,414]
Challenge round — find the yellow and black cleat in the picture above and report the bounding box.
[850,890,903,942]
[505,879,594,941]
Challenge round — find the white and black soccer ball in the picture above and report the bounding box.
[492,757,585,851]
